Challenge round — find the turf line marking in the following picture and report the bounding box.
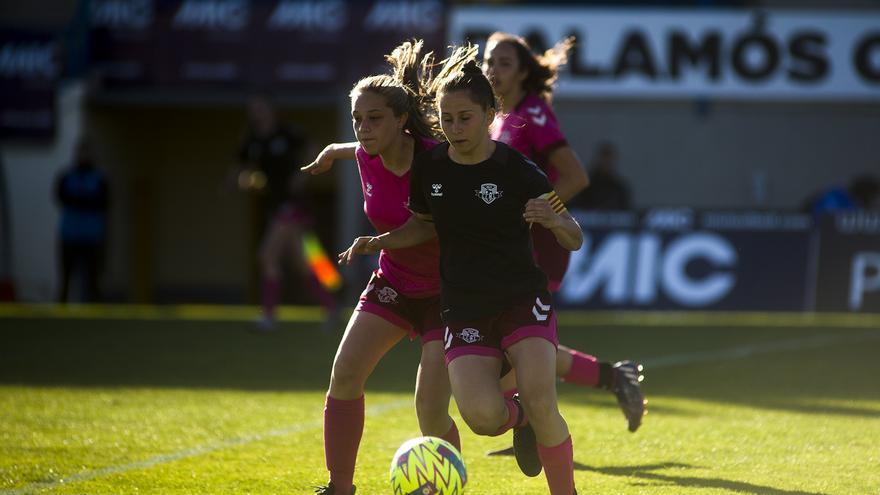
[1,400,409,495]
[641,331,880,369]
[4,332,878,494]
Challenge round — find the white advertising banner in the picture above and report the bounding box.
[449,7,880,100]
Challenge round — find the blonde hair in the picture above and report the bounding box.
[350,39,439,140]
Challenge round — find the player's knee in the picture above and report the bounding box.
[459,403,505,436]
[328,357,367,395]
[520,392,558,424]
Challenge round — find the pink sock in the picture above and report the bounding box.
[538,435,575,495]
[262,277,281,319]
[439,420,461,452]
[492,398,527,436]
[561,348,600,387]
[324,395,364,492]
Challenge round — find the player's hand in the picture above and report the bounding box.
[523,198,561,229]
[338,236,381,265]
[300,145,337,175]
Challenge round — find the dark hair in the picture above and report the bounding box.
[349,39,439,140]
[430,45,496,111]
[487,32,574,104]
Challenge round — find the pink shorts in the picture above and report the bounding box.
[443,294,559,366]
[356,270,444,344]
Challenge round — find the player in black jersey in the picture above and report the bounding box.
[339,47,581,495]
[236,92,338,330]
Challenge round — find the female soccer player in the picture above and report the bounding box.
[484,32,645,432]
[340,48,581,495]
[303,40,461,495]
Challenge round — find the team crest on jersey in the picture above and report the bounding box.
[457,327,484,344]
[375,286,399,304]
[431,183,443,197]
[476,183,503,204]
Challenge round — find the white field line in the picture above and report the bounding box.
[640,331,880,369]
[4,331,879,494]
[1,400,409,495]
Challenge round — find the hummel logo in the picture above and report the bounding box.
[531,114,547,126]
[365,182,373,196]
[527,106,542,115]
[431,183,443,197]
[532,296,551,321]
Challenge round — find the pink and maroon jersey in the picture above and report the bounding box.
[491,92,568,185]
[491,93,571,291]
[356,137,441,297]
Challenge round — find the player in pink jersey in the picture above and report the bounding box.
[300,40,460,495]
[484,32,646,435]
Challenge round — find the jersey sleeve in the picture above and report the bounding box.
[527,101,568,156]
[407,155,431,215]
[521,157,555,200]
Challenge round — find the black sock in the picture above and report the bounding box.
[597,362,613,390]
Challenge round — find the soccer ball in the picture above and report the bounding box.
[390,436,467,494]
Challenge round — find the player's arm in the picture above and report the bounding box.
[546,146,589,202]
[300,142,358,175]
[337,213,437,265]
[523,191,583,251]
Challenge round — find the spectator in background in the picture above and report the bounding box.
[570,141,631,210]
[806,174,880,218]
[55,137,109,303]
[236,92,339,330]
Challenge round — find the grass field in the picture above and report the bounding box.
[1,308,879,494]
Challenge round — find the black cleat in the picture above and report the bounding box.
[511,394,543,477]
[611,360,646,432]
[313,483,355,494]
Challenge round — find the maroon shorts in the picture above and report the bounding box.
[443,294,558,366]
[531,224,571,292]
[356,270,444,343]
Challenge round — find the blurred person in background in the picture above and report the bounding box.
[569,140,632,211]
[805,173,880,218]
[54,137,109,303]
[483,32,645,440]
[236,92,339,330]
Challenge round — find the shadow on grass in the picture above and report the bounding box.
[0,318,420,393]
[573,462,830,495]
[1,318,879,421]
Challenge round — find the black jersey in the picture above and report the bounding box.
[238,124,307,214]
[409,141,554,320]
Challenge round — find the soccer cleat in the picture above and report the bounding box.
[313,483,355,494]
[511,394,543,477]
[611,360,647,432]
